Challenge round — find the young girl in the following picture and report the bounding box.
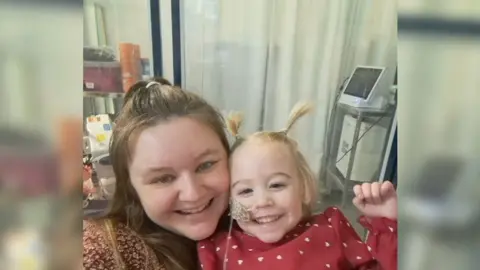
[197,103,397,270]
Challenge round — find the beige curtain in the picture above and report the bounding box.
[181,0,397,178]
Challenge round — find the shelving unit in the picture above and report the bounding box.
[83,90,125,121]
[324,103,395,207]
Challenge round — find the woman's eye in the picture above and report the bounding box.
[237,188,253,196]
[152,175,175,184]
[196,160,217,173]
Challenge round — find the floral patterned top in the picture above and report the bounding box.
[83,220,165,270]
[198,207,397,270]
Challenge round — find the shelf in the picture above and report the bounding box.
[83,91,125,98]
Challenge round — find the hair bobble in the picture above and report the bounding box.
[146,81,160,88]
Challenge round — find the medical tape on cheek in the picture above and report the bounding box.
[230,199,253,222]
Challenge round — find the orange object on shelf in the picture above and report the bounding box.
[119,43,142,92]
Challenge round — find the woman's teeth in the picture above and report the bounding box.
[178,199,212,215]
[255,215,280,224]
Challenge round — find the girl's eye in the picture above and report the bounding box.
[196,160,218,173]
[237,188,253,196]
[152,175,175,184]
[270,183,286,189]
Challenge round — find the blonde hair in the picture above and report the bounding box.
[227,102,319,216]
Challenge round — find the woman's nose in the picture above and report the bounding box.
[178,173,206,202]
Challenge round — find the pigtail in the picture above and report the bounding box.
[284,102,314,134]
[226,111,244,138]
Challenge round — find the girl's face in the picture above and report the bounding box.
[230,139,304,243]
[128,117,230,241]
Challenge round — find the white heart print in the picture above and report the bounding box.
[238,260,243,265]
[305,237,310,242]
[277,255,282,260]
[232,245,238,249]
[258,257,264,262]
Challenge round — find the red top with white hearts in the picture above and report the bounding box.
[198,207,397,270]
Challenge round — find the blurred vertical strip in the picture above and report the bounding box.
[0,1,83,269]
[398,0,480,269]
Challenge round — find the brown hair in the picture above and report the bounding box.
[106,77,230,270]
[226,102,319,216]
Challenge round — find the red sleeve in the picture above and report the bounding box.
[358,216,397,270]
[324,207,397,270]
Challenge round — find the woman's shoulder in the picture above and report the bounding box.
[83,219,165,270]
[83,219,118,269]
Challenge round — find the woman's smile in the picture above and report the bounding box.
[175,198,214,215]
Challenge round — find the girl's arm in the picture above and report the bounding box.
[358,216,397,270]
[325,207,397,270]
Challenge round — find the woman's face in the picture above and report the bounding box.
[128,117,230,240]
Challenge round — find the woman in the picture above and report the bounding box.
[83,78,231,270]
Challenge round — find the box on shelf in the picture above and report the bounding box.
[84,61,123,93]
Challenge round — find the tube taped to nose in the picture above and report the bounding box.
[230,199,253,222]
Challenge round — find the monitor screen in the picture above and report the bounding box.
[343,67,383,99]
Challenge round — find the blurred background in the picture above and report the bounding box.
[398,1,480,269]
[0,0,478,269]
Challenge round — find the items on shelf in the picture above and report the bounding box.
[84,61,123,93]
[85,114,113,159]
[83,114,116,210]
[119,43,142,92]
[84,46,116,62]
[83,46,123,93]
[83,44,149,94]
